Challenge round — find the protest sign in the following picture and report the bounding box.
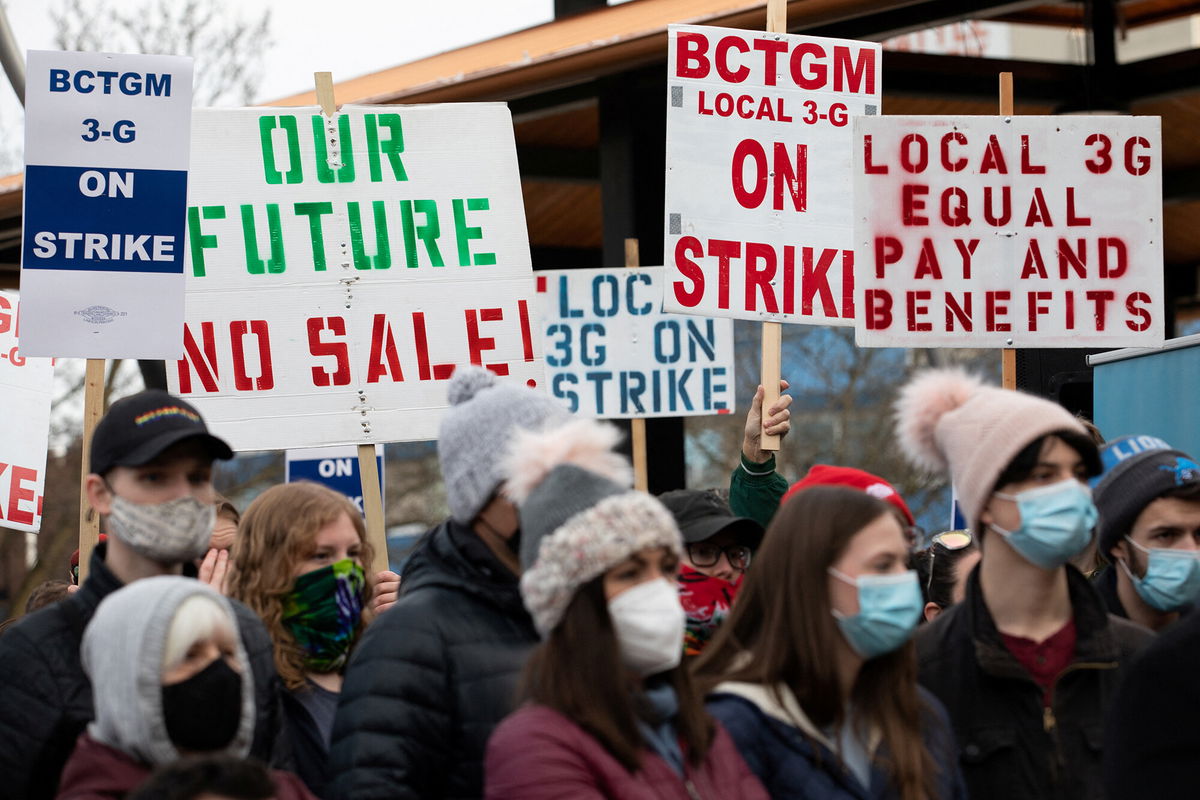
[0,292,54,533]
[663,24,881,325]
[285,445,384,517]
[167,104,543,452]
[537,267,735,418]
[20,50,193,358]
[853,115,1165,348]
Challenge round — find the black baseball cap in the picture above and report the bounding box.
[89,390,233,475]
[658,489,764,549]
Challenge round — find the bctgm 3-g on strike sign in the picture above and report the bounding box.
[167,104,543,452]
[664,25,881,325]
[19,50,194,358]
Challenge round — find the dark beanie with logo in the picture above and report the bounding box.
[1094,443,1200,556]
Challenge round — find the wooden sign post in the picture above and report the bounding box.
[998,72,1017,390]
[77,358,106,581]
[314,70,389,576]
[759,0,788,451]
[624,238,650,491]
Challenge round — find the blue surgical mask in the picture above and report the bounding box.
[828,568,923,659]
[989,479,1097,570]
[1119,537,1200,612]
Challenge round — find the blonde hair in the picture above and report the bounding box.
[162,594,237,673]
[227,482,374,691]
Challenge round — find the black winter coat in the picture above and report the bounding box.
[326,519,539,800]
[0,546,283,800]
[916,566,1153,800]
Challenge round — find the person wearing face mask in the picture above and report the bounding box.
[484,425,768,799]
[1090,438,1200,633]
[227,482,374,798]
[693,487,964,800]
[658,490,763,656]
[0,390,283,800]
[328,366,573,800]
[55,576,314,800]
[894,369,1154,800]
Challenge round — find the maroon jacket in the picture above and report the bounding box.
[55,734,317,800]
[485,704,768,800]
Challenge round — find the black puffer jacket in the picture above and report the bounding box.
[327,519,539,800]
[0,545,283,800]
[916,565,1153,800]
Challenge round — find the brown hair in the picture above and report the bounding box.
[227,482,374,691]
[518,575,714,773]
[693,486,937,800]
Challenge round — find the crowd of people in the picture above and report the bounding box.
[0,363,1198,800]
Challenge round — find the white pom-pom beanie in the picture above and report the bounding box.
[437,366,570,524]
[894,368,1089,529]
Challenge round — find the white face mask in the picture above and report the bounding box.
[607,577,686,677]
[107,494,215,564]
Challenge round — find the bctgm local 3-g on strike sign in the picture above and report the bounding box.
[20,50,193,358]
[664,25,881,324]
[853,116,1164,347]
[167,104,542,451]
[537,267,735,418]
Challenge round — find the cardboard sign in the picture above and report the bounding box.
[0,292,54,533]
[285,445,384,517]
[663,25,881,325]
[853,116,1165,348]
[537,267,735,418]
[167,104,542,452]
[19,50,194,358]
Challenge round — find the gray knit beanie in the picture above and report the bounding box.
[437,366,570,524]
[502,420,682,637]
[1095,447,1200,556]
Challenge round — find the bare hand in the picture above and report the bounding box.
[197,548,230,595]
[373,570,401,614]
[743,380,792,464]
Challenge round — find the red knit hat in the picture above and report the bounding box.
[782,465,915,526]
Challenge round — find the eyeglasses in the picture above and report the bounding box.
[924,530,973,594]
[686,542,752,571]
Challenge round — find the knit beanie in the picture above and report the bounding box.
[437,366,570,524]
[502,419,683,637]
[1095,445,1200,556]
[894,369,1089,529]
[782,465,915,526]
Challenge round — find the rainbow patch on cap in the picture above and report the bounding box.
[134,406,200,426]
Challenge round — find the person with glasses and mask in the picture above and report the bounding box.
[895,370,1154,800]
[659,491,764,656]
[913,531,979,623]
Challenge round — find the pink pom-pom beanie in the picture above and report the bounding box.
[894,369,1088,528]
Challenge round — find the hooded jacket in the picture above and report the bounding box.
[327,519,540,800]
[0,546,282,800]
[706,682,966,800]
[916,565,1154,800]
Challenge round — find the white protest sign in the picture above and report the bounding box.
[167,104,543,452]
[853,116,1164,348]
[537,267,735,418]
[663,25,881,325]
[19,50,193,358]
[0,292,54,533]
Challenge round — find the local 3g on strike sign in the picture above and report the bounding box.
[664,25,881,325]
[853,116,1165,348]
[168,104,542,451]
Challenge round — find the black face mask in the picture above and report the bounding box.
[161,657,242,752]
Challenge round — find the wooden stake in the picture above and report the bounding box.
[759,0,787,450]
[314,72,336,116]
[999,72,1017,389]
[624,238,649,491]
[77,359,106,581]
[357,444,389,575]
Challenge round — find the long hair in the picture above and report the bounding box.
[693,486,937,800]
[226,482,375,691]
[518,576,713,773]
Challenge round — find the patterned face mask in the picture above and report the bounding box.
[678,564,742,656]
[281,558,367,673]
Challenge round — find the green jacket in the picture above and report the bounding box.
[729,453,788,530]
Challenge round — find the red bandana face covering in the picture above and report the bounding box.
[678,564,743,656]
